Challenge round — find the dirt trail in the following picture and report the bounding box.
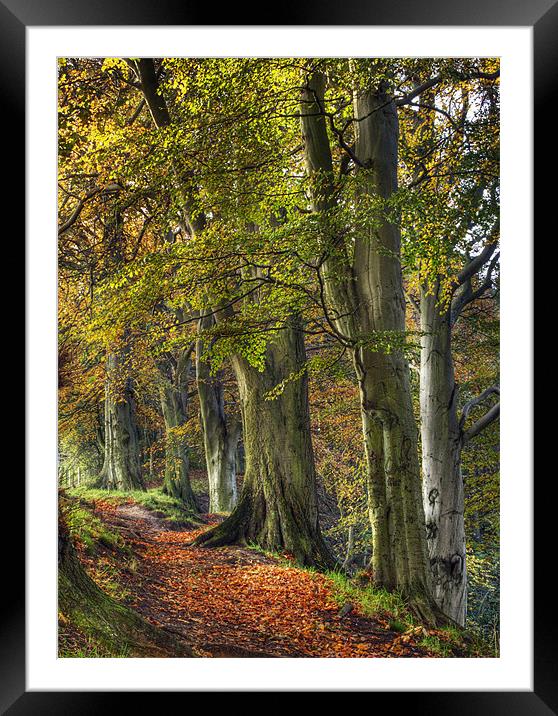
[88,500,430,658]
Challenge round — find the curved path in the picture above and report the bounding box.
[87,499,430,658]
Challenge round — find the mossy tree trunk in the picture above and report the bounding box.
[98,353,144,491]
[58,506,193,657]
[197,313,240,513]
[158,347,198,511]
[195,318,333,569]
[300,69,442,621]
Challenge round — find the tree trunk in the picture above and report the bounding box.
[420,289,467,626]
[58,502,193,657]
[159,351,198,511]
[195,318,333,568]
[197,314,240,513]
[98,353,144,491]
[300,69,442,621]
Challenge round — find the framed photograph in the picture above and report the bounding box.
[8,0,547,709]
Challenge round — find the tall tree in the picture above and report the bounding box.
[400,71,500,624]
[97,204,144,491]
[135,58,332,566]
[98,350,144,490]
[419,248,499,625]
[158,342,199,509]
[299,65,439,618]
[197,312,240,513]
[195,315,332,567]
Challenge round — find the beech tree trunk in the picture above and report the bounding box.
[159,350,198,511]
[195,319,333,568]
[300,69,441,619]
[420,289,467,625]
[98,353,144,491]
[197,314,240,513]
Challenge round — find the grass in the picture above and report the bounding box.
[325,571,498,656]
[59,489,193,659]
[62,499,126,555]
[62,485,200,606]
[325,569,412,623]
[417,633,457,657]
[66,486,202,525]
[60,492,133,602]
[58,614,131,658]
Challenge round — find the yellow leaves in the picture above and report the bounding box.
[101,57,132,76]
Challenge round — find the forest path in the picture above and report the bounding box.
[88,499,430,658]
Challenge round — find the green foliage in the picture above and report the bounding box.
[466,543,500,651]
[58,56,500,651]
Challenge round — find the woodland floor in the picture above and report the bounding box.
[64,494,443,658]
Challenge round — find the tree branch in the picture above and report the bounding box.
[459,386,500,444]
[462,403,500,444]
[58,184,121,236]
[451,250,499,325]
[455,221,499,287]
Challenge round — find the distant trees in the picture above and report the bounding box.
[99,350,144,491]
[157,341,198,509]
[196,312,240,513]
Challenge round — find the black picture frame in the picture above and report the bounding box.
[9,0,545,710]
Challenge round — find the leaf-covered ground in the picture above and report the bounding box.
[70,497,439,658]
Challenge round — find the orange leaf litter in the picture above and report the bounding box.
[86,499,430,658]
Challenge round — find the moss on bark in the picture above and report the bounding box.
[195,320,334,570]
[58,513,193,657]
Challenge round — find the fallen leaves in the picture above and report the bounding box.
[81,500,430,658]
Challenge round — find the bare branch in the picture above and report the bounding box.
[395,69,499,108]
[459,386,500,443]
[455,221,499,287]
[405,290,421,319]
[462,403,500,444]
[451,250,499,325]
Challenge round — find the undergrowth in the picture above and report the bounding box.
[58,613,130,658]
[66,486,202,525]
[245,543,498,657]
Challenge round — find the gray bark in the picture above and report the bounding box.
[197,313,240,513]
[420,288,466,625]
[300,70,436,615]
[98,353,144,491]
[158,348,198,510]
[420,274,499,626]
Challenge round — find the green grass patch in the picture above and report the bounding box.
[325,570,413,624]
[60,494,133,600]
[418,634,455,657]
[58,614,131,658]
[388,619,408,633]
[62,499,125,555]
[66,486,202,525]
